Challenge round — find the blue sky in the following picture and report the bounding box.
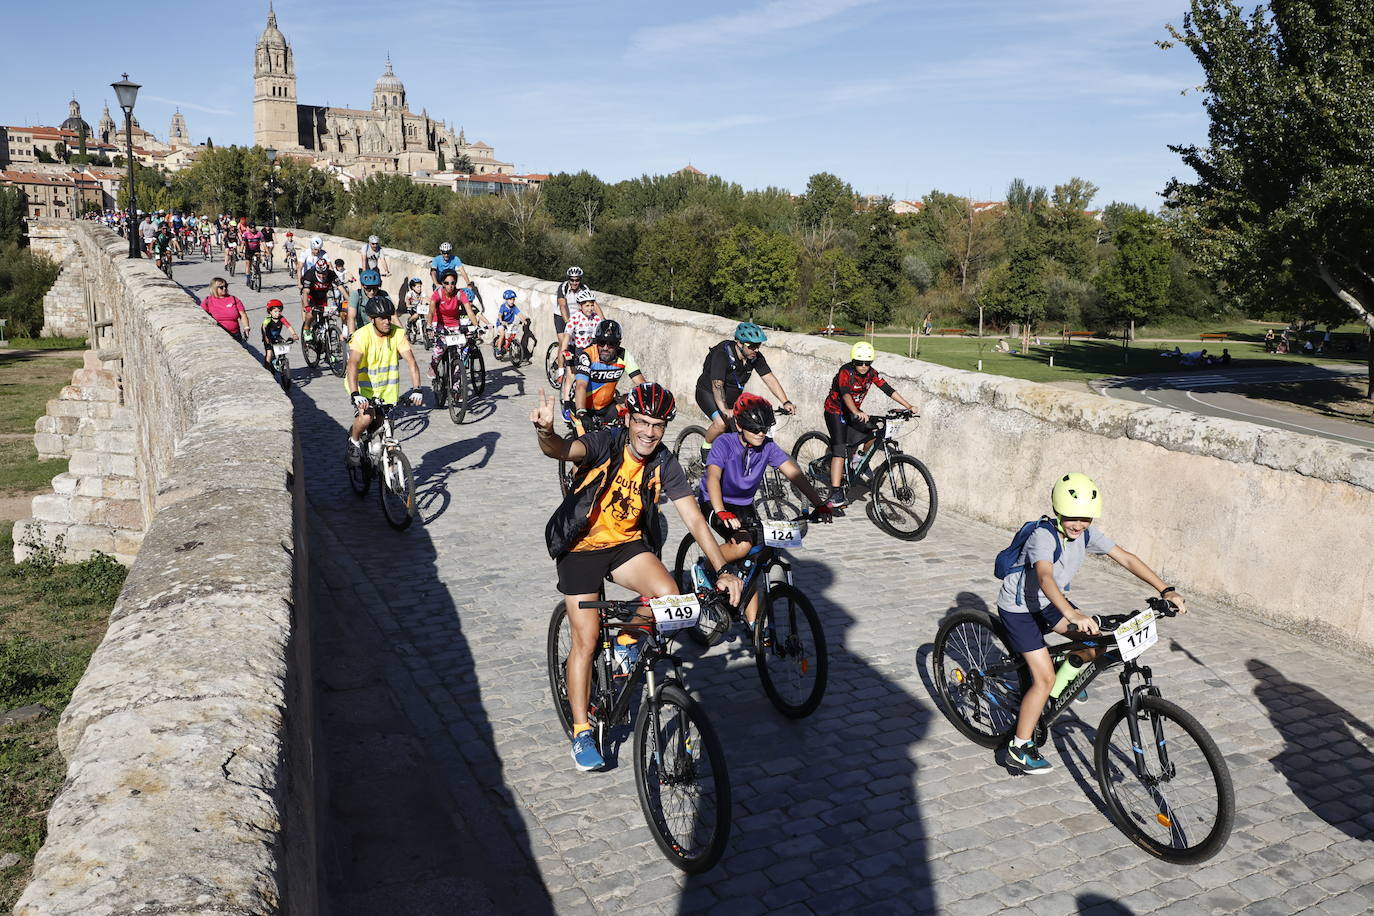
[2,0,1207,209]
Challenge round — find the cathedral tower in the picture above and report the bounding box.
[253,3,299,149]
[169,109,189,147]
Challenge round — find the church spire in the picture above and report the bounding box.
[267,0,277,29]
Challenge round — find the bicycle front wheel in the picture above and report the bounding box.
[634,683,731,874]
[544,342,561,387]
[867,454,937,541]
[755,584,827,718]
[1095,697,1234,864]
[469,347,487,396]
[277,356,291,392]
[557,449,575,498]
[347,450,372,498]
[931,609,1025,748]
[302,335,320,369]
[672,534,729,647]
[546,601,575,738]
[327,326,347,378]
[790,431,832,490]
[378,446,416,530]
[672,425,708,492]
[447,354,469,425]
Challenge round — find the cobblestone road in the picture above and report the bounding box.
[181,256,1374,914]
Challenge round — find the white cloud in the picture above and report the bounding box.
[142,96,234,117]
[628,0,879,58]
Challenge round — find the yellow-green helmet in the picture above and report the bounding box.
[851,341,876,362]
[1051,472,1102,518]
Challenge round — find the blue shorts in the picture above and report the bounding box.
[998,605,1066,655]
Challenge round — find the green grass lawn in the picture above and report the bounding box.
[4,338,87,351]
[0,351,82,500]
[840,335,1368,384]
[0,521,126,911]
[871,317,1370,343]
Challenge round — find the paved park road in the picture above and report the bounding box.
[173,253,1374,915]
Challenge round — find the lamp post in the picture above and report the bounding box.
[111,73,140,258]
[264,147,277,228]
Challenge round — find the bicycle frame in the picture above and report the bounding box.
[581,604,685,750]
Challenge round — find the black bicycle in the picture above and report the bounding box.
[931,597,1234,863]
[346,395,420,531]
[544,341,567,388]
[268,340,294,393]
[432,325,487,425]
[792,410,937,541]
[547,594,731,873]
[301,303,347,378]
[671,511,828,718]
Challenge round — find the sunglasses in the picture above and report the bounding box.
[742,343,761,352]
[855,360,872,367]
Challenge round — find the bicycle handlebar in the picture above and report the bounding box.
[1067,596,1180,636]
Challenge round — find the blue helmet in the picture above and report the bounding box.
[359,268,382,288]
[734,322,767,345]
[502,289,517,300]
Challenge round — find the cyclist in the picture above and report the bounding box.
[301,236,328,284]
[531,381,744,772]
[222,222,239,272]
[429,241,472,292]
[571,319,645,430]
[998,473,1188,773]
[821,340,919,509]
[346,295,425,467]
[494,289,528,355]
[200,277,249,341]
[360,234,391,278]
[152,224,175,272]
[560,288,605,404]
[695,393,831,628]
[552,267,594,385]
[693,321,797,457]
[241,224,264,277]
[300,256,338,342]
[260,299,297,369]
[428,269,490,380]
[345,268,386,336]
[260,225,275,268]
[282,232,298,274]
[398,276,425,335]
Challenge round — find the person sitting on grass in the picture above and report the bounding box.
[994,338,1011,353]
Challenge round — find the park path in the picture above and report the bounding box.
[171,251,1374,915]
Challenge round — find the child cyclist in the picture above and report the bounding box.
[998,473,1188,773]
[560,289,605,405]
[823,341,919,509]
[694,393,832,628]
[259,299,297,368]
[495,289,529,354]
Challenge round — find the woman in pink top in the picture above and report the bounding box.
[201,277,249,340]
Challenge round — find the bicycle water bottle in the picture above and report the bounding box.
[1049,654,1085,698]
[368,438,383,460]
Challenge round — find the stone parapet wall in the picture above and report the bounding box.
[17,221,315,914]
[305,228,1374,648]
[39,260,90,339]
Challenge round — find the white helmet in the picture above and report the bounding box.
[566,266,584,279]
[574,288,597,303]
[439,241,453,253]
[310,236,323,249]
[367,235,379,245]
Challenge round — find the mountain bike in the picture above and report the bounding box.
[791,410,937,541]
[544,342,566,388]
[346,394,420,531]
[301,303,346,378]
[201,233,211,260]
[225,243,237,276]
[671,404,794,494]
[931,597,1234,864]
[283,248,298,278]
[671,511,828,718]
[547,593,731,873]
[264,243,274,273]
[432,326,486,425]
[406,300,431,350]
[245,252,262,292]
[269,341,294,393]
[493,320,534,368]
[155,248,174,280]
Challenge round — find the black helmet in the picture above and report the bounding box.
[732,393,776,434]
[625,382,677,421]
[592,319,622,346]
[363,295,396,319]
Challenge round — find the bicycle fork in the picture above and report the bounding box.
[1120,666,1172,781]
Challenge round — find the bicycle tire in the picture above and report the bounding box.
[277,356,291,393]
[302,334,319,369]
[447,352,469,425]
[754,583,827,718]
[754,467,808,539]
[327,325,347,379]
[546,601,576,738]
[378,446,416,530]
[228,257,235,276]
[671,534,731,647]
[633,683,731,874]
[790,431,833,490]
[469,346,487,396]
[672,425,709,492]
[557,446,576,498]
[931,609,1027,748]
[347,449,372,498]
[544,342,562,388]
[867,454,938,541]
[1095,696,1234,864]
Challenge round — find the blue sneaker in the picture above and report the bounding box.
[1074,688,1088,705]
[570,731,604,771]
[691,558,715,592]
[1007,739,1053,774]
[614,638,640,675]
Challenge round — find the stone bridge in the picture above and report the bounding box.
[12,221,1374,914]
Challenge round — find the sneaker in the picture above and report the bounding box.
[614,638,641,675]
[1007,739,1053,773]
[826,491,849,510]
[691,558,715,592]
[570,731,604,771]
[346,440,362,468]
[1074,689,1089,705]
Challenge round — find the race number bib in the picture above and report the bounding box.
[649,594,701,633]
[443,334,465,348]
[415,302,429,315]
[272,344,290,356]
[1114,608,1158,662]
[762,519,803,549]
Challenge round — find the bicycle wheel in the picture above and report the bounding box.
[634,683,731,874]
[228,256,235,276]
[277,356,291,393]
[931,610,1026,748]
[469,347,487,396]
[755,584,827,718]
[546,601,575,738]
[671,534,731,647]
[378,446,416,530]
[672,425,709,492]
[557,447,576,498]
[867,455,938,541]
[348,448,372,498]
[447,353,469,425]
[302,334,319,369]
[1095,697,1235,864]
[755,467,808,537]
[544,342,562,387]
[790,431,832,490]
[327,326,347,379]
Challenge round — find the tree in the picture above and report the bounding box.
[810,248,874,327]
[1043,178,1099,280]
[436,148,446,171]
[632,208,723,306]
[1098,210,1172,335]
[855,198,901,324]
[711,225,800,319]
[453,152,475,174]
[541,171,607,233]
[585,217,640,294]
[1163,0,1374,346]
[0,186,27,246]
[981,243,1048,349]
[797,172,856,231]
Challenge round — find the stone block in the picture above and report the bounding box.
[31,493,73,525]
[36,415,79,436]
[32,432,64,458]
[45,398,105,420]
[113,528,144,557]
[94,428,137,456]
[71,367,119,388]
[51,473,78,495]
[61,524,116,556]
[59,384,120,403]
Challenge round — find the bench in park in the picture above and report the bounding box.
[1200,332,1228,342]
[935,328,966,336]
[812,326,848,336]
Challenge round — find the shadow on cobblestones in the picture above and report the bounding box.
[413,430,500,524]
[1248,659,1374,841]
[1076,891,1134,913]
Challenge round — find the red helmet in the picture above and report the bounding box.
[625,382,677,422]
[266,299,285,312]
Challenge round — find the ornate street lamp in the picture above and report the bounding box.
[265,147,278,228]
[111,73,140,258]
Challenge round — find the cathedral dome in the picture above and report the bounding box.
[259,5,288,49]
[61,98,92,137]
[374,58,405,94]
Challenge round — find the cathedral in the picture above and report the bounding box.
[252,5,511,177]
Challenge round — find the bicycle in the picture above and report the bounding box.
[556,405,625,497]
[346,395,420,531]
[201,233,211,260]
[301,303,347,378]
[269,340,294,393]
[264,243,274,273]
[671,404,794,495]
[406,300,431,350]
[671,511,828,718]
[546,593,731,873]
[791,409,937,541]
[245,251,263,292]
[931,597,1234,864]
[493,321,534,369]
[156,248,174,280]
[544,342,570,389]
[225,244,238,276]
[432,325,486,425]
[283,248,298,279]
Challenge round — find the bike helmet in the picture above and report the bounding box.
[439,241,453,253]
[314,256,330,269]
[592,319,622,346]
[734,322,767,344]
[363,295,396,319]
[566,266,584,279]
[1051,472,1102,519]
[309,236,323,249]
[359,268,382,288]
[285,231,293,238]
[367,235,380,245]
[439,269,459,284]
[409,276,423,288]
[266,299,284,313]
[851,341,876,362]
[574,288,597,303]
[625,382,676,421]
[502,289,517,300]
[732,393,775,434]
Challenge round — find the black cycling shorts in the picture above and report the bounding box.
[694,386,740,424]
[824,411,874,459]
[554,313,567,335]
[701,501,759,543]
[557,540,650,596]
